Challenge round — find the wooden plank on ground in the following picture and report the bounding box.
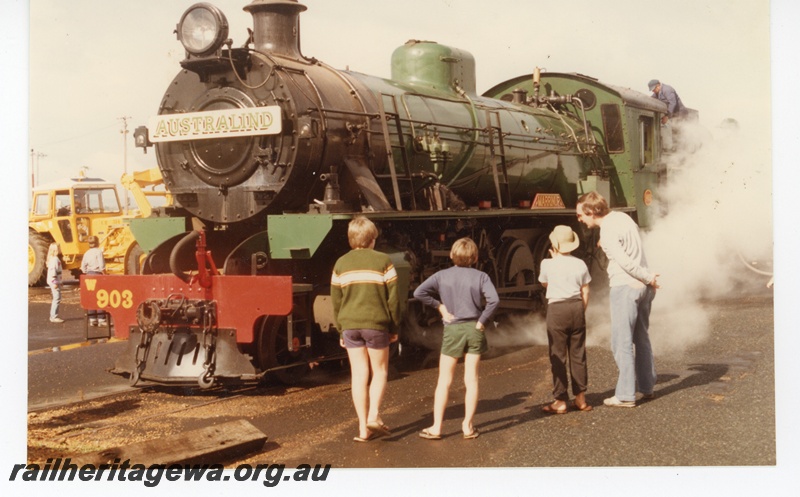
[71,419,268,466]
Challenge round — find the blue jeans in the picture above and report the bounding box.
[49,283,61,319]
[609,284,657,401]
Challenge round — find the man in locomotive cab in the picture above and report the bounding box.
[648,79,687,124]
[648,79,688,152]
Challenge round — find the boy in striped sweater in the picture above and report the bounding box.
[331,216,401,442]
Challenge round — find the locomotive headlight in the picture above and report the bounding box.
[177,3,229,57]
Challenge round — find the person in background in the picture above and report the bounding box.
[538,225,592,414]
[576,191,659,408]
[331,216,401,442]
[648,79,687,124]
[81,236,107,326]
[46,243,64,324]
[414,237,499,440]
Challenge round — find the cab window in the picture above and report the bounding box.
[639,116,655,166]
[55,192,71,216]
[601,104,625,153]
[77,188,121,214]
[33,194,50,216]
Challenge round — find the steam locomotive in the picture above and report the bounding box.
[81,0,671,388]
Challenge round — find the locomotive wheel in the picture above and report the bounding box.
[28,232,49,287]
[530,233,552,274]
[257,316,310,385]
[529,233,556,314]
[498,238,536,297]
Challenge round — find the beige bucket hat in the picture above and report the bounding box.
[549,225,580,253]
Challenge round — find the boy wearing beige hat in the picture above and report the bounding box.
[538,225,592,413]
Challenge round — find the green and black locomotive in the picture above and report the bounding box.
[81,0,672,388]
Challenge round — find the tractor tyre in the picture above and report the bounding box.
[28,232,49,287]
[126,243,145,275]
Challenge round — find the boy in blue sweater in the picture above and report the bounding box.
[414,237,499,440]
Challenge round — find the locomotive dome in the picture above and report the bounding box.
[391,40,477,95]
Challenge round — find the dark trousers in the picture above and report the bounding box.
[545,299,588,400]
[86,271,104,320]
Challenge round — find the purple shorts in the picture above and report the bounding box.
[342,328,390,349]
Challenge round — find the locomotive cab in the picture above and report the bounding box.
[484,73,668,229]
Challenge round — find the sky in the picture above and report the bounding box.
[4,0,800,494]
[24,0,772,189]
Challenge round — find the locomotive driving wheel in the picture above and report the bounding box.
[257,315,310,385]
[529,233,555,313]
[497,237,536,298]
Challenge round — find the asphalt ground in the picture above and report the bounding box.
[27,282,133,410]
[230,294,778,467]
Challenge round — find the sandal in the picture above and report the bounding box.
[367,421,392,436]
[463,429,480,440]
[418,429,442,440]
[573,401,593,412]
[353,429,375,442]
[542,402,567,414]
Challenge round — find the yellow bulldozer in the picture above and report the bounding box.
[28,168,170,286]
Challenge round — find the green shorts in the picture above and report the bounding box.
[441,321,487,358]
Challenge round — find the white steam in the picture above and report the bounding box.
[640,118,773,354]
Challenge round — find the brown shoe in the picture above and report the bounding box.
[542,401,567,414]
[573,401,593,411]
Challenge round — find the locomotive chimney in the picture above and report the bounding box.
[243,0,307,59]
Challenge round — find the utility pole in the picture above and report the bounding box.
[119,116,131,213]
[30,149,46,188]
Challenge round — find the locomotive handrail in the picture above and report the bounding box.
[441,84,480,189]
[485,109,511,208]
[227,48,277,90]
[306,108,381,119]
[312,107,577,150]
[377,95,404,210]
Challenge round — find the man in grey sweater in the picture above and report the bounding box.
[577,192,660,407]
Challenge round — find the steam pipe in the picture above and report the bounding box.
[170,231,200,283]
[571,97,598,151]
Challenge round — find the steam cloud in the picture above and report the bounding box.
[489,117,774,356]
[641,118,773,355]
